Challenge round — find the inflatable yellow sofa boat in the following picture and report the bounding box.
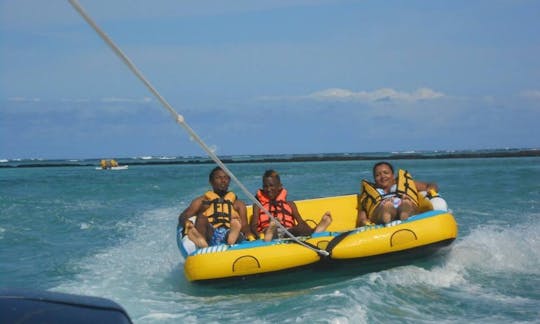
[177,194,458,282]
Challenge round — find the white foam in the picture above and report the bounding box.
[451,221,540,275]
[53,206,188,320]
[51,203,540,323]
[138,313,183,321]
[362,220,540,290]
[374,263,466,288]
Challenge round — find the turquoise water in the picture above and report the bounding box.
[1,157,539,323]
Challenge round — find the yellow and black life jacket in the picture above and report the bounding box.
[359,169,420,217]
[201,191,239,229]
[256,188,296,233]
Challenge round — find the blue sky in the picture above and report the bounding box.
[1,0,539,159]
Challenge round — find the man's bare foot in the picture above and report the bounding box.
[227,217,242,245]
[186,221,208,248]
[314,212,332,233]
[263,220,277,242]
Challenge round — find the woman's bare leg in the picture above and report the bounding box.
[398,196,417,221]
[371,199,396,224]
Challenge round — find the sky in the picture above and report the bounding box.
[1,0,539,159]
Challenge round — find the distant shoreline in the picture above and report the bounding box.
[2,148,538,168]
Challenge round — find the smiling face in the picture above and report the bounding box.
[373,163,396,192]
[262,175,282,200]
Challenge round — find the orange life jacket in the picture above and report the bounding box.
[201,191,239,229]
[256,188,296,232]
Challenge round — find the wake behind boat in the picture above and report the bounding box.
[178,193,457,282]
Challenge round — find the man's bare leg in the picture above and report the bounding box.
[314,212,332,233]
[227,217,242,245]
[186,221,208,248]
[263,220,277,242]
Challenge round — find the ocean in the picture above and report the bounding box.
[1,154,539,323]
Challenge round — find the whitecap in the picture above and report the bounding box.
[453,221,540,275]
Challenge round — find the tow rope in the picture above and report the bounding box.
[68,0,329,257]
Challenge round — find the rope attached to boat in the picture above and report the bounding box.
[68,0,329,257]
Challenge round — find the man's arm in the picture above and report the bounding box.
[178,196,203,226]
[250,205,261,238]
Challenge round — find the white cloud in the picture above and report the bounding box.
[61,98,90,103]
[519,90,540,99]
[305,87,445,103]
[2,97,153,114]
[100,97,152,103]
[7,97,152,104]
[8,97,41,102]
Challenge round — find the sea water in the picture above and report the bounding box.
[1,156,539,323]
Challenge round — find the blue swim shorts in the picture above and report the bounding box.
[210,227,245,246]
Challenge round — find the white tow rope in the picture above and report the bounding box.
[68,0,329,257]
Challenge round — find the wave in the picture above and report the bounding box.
[452,221,540,275]
[52,206,183,321]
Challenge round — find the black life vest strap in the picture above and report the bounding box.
[325,230,355,257]
[206,197,234,228]
[291,240,329,259]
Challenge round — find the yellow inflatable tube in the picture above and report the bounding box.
[184,234,334,282]
[328,211,458,259]
[181,194,457,281]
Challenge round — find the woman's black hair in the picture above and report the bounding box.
[372,161,394,177]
